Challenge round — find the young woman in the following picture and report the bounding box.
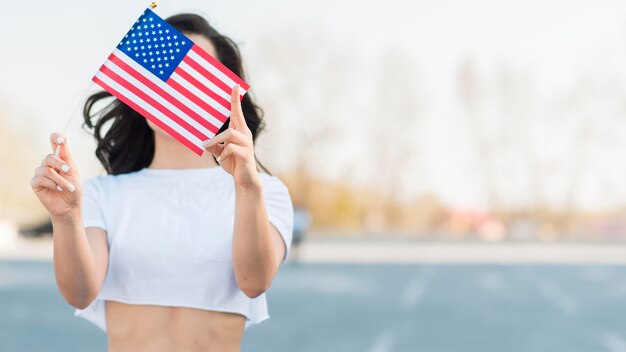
[30,13,293,352]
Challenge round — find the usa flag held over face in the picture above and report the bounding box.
[93,8,250,155]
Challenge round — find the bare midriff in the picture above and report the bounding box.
[105,300,246,352]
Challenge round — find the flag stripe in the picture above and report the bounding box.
[182,56,232,97]
[98,64,210,142]
[110,49,225,130]
[179,60,232,103]
[190,45,251,91]
[174,66,230,110]
[92,75,204,155]
[168,73,230,119]
[107,53,219,135]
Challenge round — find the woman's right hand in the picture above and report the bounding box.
[30,132,82,219]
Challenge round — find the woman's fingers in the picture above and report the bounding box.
[49,132,76,169]
[30,175,60,191]
[217,143,245,164]
[41,153,72,174]
[202,128,248,150]
[228,85,249,134]
[35,166,76,192]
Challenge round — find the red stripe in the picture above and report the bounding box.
[98,65,209,142]
[173,67,230,110]
[108,53,219,135]
[183,55,231,96]
[166,78,228,123]
[191,45,251,91]
[92,76,204,156]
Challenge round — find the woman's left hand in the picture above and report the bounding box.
[202,85,261,189]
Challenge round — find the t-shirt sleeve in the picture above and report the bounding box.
[263,175,294,264]
[81,177,107,231]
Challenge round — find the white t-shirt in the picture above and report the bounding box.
[73,166,294,332]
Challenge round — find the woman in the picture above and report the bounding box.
[30,13,293,352]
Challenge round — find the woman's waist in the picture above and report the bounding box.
[105,300,245,352]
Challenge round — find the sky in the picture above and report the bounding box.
[2,0,626,212]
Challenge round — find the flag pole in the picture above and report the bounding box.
[55,1,158,157]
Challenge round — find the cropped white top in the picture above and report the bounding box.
[73,166,294,332]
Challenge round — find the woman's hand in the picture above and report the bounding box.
[30,133,82,219]
[202,85,261,190]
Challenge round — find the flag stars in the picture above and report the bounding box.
[159,70,164,75]
[165,63,169,67]
[150,58,154,62]
[170,56,174,60]
[157,23,161,27]
[144,59,148,63]
[152,65,156,69]
[158,64,162,68]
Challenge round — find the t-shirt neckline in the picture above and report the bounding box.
[137,166,226,179]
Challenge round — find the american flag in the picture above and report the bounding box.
[93,8,250,155]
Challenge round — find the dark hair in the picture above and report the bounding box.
[82,13,268,175]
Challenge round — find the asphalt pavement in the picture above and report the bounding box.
[1,260,626,352]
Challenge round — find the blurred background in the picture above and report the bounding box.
[2,0,626,351]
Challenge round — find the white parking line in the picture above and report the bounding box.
[368,330,397,352]
[538,278,579,316]
[602,332,626,352]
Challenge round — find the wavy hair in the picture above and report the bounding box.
[82,13,267,175]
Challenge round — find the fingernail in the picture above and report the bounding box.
[67,183,76,192]
[201,140,210,147]
[56,136,65,144]
[56,185,63,192]
[61,164,70,172]
[217,155,221,163]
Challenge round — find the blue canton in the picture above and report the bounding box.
[117,8,193,81]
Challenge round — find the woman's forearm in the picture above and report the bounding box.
[51,210,100,309]
[231,182,277,298]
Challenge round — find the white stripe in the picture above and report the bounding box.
[170,72,231,116]
[187,50,248,97]
[178,61,232,102]
[94,71,202,148]
[112,49,226,129]
[103,59,216,139]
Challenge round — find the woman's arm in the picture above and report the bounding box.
[52,213,109,308]
[232,181,286,298]
[31,133,109,308]
[203,86,286,298]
